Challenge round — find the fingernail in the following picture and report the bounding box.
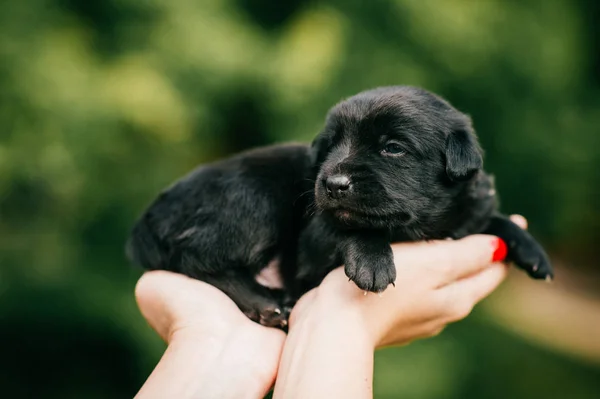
[492,238,508,262]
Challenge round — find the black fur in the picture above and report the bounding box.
[126,86,553,328]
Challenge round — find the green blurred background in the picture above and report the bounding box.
[1,0,599,398]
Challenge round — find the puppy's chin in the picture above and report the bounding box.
[314,189,415,229]
[317,203,414,230]
[326,209,410,230]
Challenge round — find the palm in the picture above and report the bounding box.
[136,271,286,394]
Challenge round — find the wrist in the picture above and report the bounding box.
[135,336,214,399]
[291,289,378,350]
[275,293,376,399]
[137,328,280,399]
[173,329,280,398]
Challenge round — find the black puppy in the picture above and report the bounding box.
[126,86,553,328]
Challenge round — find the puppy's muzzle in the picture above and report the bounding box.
[324,174,352,199]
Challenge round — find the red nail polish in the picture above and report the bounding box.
[492,238,508,262]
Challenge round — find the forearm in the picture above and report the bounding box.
[273,307,375,399]
[136,334,275,399]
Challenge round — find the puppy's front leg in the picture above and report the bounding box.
[483,214,553,280]
[342,231,397,293]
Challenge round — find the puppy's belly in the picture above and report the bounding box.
[255,257,284,289]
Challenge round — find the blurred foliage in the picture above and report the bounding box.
[0,0,598,398]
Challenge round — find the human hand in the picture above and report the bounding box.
[273,216,527,399]
[135,271,285,399]
[289,215,527,348]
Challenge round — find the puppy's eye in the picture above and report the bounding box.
[382,141,406,156]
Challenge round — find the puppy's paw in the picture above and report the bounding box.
[244,305,291,329]
[506,234,553,280]
[345,252,397,293]
[260,306,292,329]
[484,215,554,281]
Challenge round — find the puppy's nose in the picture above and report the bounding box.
[325,175,351,198]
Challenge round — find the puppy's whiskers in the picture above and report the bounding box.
[301,200,318,218]
[294,189,315,207]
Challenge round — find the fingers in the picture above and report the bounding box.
[510,214,528,230]
[135,270,189,300]
[391,215,527,287]
[136,270,227,305]
[395,235,501,286]
[135,270,180,312]
[135,271,179,341]
[438,263,508,321]
[135,271,241,341]
[135,270,207,312]
[466,263,509,303]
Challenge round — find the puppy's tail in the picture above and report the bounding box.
[125,216,168,271]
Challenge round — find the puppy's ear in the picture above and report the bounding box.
[310,130,332,169]
[445,128,483,181]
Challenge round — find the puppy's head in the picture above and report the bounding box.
[312,86,482,233]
